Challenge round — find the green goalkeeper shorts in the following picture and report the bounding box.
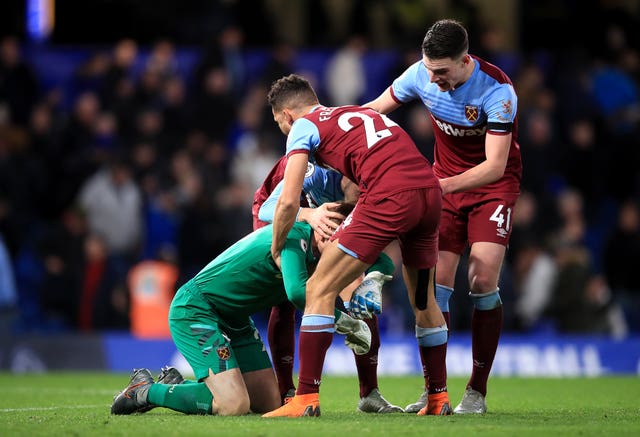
[168,279,272,381]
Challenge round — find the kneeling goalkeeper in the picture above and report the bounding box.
[111,203,370,416]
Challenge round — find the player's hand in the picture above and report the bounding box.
[348,271,392,319]
[304,202,345,239]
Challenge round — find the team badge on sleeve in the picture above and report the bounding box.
[499,99,514,121]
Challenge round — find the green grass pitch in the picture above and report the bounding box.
[1,372,638,436]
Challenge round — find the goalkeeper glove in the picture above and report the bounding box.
[349,271,392,319]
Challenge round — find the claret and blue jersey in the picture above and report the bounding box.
[392,55,517,130]
[390,55,522,192]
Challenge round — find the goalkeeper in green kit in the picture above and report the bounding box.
[110,202,380,416]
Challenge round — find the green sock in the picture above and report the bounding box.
[368,252,395,276]
[148,382,213,415]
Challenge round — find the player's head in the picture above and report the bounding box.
[421,19,472,92]
[267,74,320,135]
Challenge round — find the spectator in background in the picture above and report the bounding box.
[589,56,640,136]
[73,52,111,97]
[77,232,129,331]
[194,25,246,100]
[22,103,58,220]
[603,199,640,331]
[0,232,18,334]
[57,91,102,208]
[132,107,172,156]
[190,67,237,142]
[76,153,143,272]
[475,22,521,79]
[36,215,84,330]
[559,118,606,211]
[519,109,562,210]
[0,36,39,127]
[509,192,557,332]
[159,76,190,147]
[92,111,122,164]
[145,39,179,82]
[260,41,297,88]
[101,38,138,111]
[76,155,143,329]
[133,67,164,111]
[548,239,627,337]
[0,104,48,253]
[10,206,87,331]
[230,130,281,207]
[325,35,368,106]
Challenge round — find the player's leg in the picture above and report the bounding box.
[405,250,459,413]
[152,280,248,415]
[403,265,451,416]
[434,250,460,326]
[454,194,516,414]
[399,186,450,415]
[263,242,368,418]
[242,369,282,413]
[199,368,248,415]
[267,301,297,403]
[340,281,401,412]
[353,314,404,413]
[230,321,281,413]
[454,241,505,414]
[338,265,403,413]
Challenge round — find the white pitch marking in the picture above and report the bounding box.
[0,404,107,413]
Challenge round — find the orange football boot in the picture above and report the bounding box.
[416,392,452,416]
[262,393,320,418]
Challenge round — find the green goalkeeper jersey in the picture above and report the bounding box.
[190,222,315,325]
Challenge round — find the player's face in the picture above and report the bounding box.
[272,108,292,135]
[422,54,469,92]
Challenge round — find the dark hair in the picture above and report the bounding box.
[421,19,469,60]
[334,201,356,218]
[267,74,319,111]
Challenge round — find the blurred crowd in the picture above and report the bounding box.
[1,2,639,338]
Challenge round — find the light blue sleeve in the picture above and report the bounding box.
[390,60,425,103]
[286,118,321,156]
[258,180,284,223]
[484,83,518,125]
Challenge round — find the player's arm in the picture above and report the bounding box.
[363,86,401,114]
[280,235,347,320]
[259,180,295,223]
[279,237,310,310]
[260,180,345,239]
[439,131,511,194]
[271,152,308,267]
